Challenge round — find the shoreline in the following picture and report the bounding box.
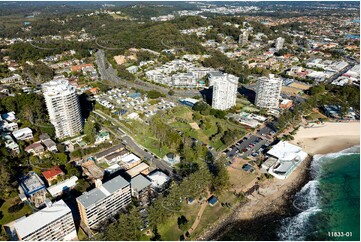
[198,157,312,241]
[292,121,360,155]
[198,122,360,241]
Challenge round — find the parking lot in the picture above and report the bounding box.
[224,135,270,162]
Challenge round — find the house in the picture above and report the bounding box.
[95,130,110,145]
[43,139,58,152]
[12,127,33,141]
[120,153,141,169]
[93,144,125,162]
[40,133,58,152]
[42,166,65,185]
[130,174,152,203]
[1,111,16,122]
[47,176,78,197]
[0,121,18,132]
[207,195,218,206]
[104,150,130,165]
[25,142,45,156]
[126,163,150,178]
[280,99,293,109]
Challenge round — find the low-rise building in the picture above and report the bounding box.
[147,170,170,191]
[280,99,293,109]
[120,153,141,169]
[95,130,110,144]
[13,200,77,241]
[104,150,130,166]
[42,166,65,186]
[266,141,308,179]
[47,176,78,197]
[12,127,33,141]
[25,142,45,156]
[76,176,131,229]
[18,172,47,208]
[126,163,150,178]
[130,174,152,203]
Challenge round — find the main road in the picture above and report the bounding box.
[95,49,201,98]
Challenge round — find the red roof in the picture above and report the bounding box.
[42,166,64,180]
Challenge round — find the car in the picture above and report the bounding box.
[242,148,248,152]
[249,144,254,148]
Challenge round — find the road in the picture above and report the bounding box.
[93,109,173,174]
[95,49,201,98]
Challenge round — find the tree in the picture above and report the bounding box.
[83,119,97,143]
[104,208,143,241]
[177,215,189,231]
[168,89,175,96]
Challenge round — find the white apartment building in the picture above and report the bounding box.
[210,72,238,110]
[76,176,131,229]
[275,37,285,50]
[255,74,283,109]
[42,79,83,139]
[239,31,249,45]
[13,200,77,241]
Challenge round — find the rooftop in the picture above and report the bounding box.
[14,200,71,239]
[267,141,308,161]
[42,79,76,96]
[19,172,46,196]
[147,170,170,188]
[126,163,149,178]
[47,176,78,197]
[42,166,64,180]
[130,174,151,192]
[76,176,129,208]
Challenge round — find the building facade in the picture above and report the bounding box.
[275,37,285,50]
[210,72,238,110]
[255,74,283,109]
[13,200,77,241]
[76,176,131,229]
[42,79,83,139]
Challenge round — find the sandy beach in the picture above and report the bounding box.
[292,121,360,155]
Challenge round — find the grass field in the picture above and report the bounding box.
[0,197,32,226]
[157,201,201,241]
[165,106,246,151]
[189,191,240,240]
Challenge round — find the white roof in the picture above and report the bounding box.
[12,127,32,138]
[147,171,170,188]
[121,154,141,164]
[267,141,308,161]
[14,200,71,239]
[47,176,78,197]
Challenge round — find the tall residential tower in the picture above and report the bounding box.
[210,72,238,110]
[42,78,83,139]
[255,74,282,109]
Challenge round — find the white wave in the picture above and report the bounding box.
[278,207,322,241]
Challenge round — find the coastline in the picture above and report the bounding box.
[198,121,360,241]
[292,121,360,155]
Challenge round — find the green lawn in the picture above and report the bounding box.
[157,202,201,241]
[190,192,239,240]
[0,197,32,226]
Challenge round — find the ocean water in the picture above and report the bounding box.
[278,146,360,241]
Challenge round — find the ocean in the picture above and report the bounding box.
[217,146,360,241]
[278,146,360,241]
